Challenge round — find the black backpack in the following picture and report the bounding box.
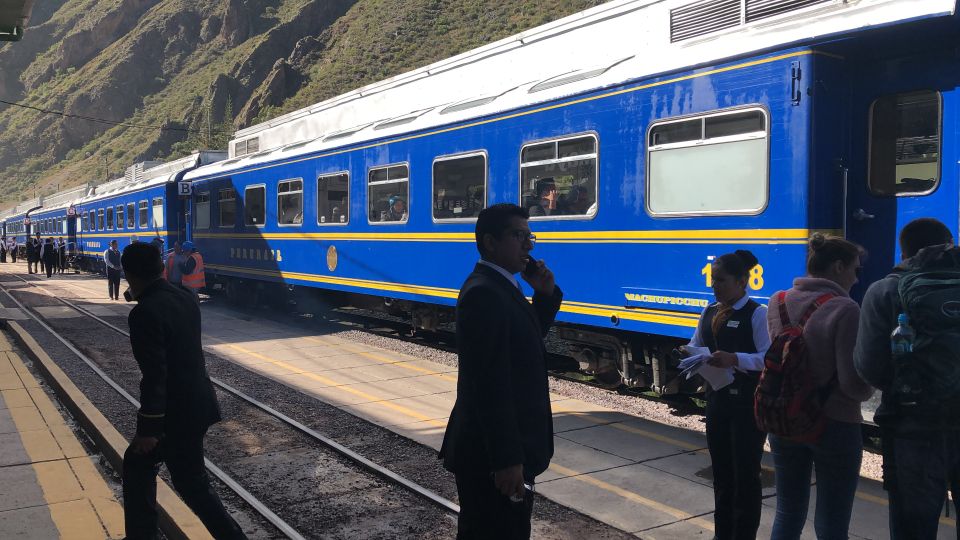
[892,244,960,415]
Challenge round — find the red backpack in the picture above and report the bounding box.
[754,291,836,441]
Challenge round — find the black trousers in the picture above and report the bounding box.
[454,472,534,540]
[122,430,246,540]
[706,386,766,540]
[9,249,16,263]
[43,255,55,277]
[107,268,121,299]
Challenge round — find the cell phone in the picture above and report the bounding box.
[524,258,540,278]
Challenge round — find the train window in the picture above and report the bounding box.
[116,206,124,230]
[152,198,164,228]
[277,179,303,226]
[244,185,266,227]
[219,188,236,227]
[138,201,148,228]
[650,119,700,145]
[433,153,486,221]
[868,90,941,196]
[106,207,114,230]
[318,173,349,225]
[126,203,135,228]
[647,107,768,216]
[520,134,598,219]
[195,192,210,229]
[81,212,88,233]
[97,209,105,230]
[368,164,409,224]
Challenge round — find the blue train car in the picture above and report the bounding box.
[4,197,43,254]
[72,152,225,272]
[26,185,89,266]
[183,0,957,392]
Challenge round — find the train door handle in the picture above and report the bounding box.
[853,208,876,221]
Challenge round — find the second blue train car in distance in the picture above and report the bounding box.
[72,152,226,272]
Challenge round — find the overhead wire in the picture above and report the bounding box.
[0,98,231,134]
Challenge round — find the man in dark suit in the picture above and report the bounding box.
[440,203,563,539]
[119,242,246,540]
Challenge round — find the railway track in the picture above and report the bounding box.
[0,274,459,539]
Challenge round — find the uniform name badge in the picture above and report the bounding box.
[726,320,740,328]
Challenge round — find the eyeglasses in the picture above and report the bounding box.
[507,230,537,244]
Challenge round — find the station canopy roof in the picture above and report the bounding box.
[0,0,34,41]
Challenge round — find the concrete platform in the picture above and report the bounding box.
[0,345,124,539]
[14,270,960,539]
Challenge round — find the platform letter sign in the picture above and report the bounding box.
[178,182,192,196]
[23,218,30,226]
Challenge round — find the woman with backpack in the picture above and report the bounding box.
[684,249,770,540]
[765,233,874,539]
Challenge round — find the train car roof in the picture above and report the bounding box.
[72,151,225,207]
[185,0,955,181]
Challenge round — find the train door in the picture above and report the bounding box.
[841,42,960,297]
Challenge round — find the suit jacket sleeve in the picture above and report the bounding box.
[129,305,168,436]
[532,286,563,337]
[458,287,525,470]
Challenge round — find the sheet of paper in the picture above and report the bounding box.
[677,347,735,390]
[698,363,735,390]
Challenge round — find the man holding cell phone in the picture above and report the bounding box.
[440,203,563,539]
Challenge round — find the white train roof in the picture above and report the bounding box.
[73,151,225,207]
[186,0,955,181]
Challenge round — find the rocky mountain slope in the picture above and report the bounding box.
[0,0,603,206]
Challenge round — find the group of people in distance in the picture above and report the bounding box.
[19,234,68,277]
[443,206,958,540]
[0,236,17,263]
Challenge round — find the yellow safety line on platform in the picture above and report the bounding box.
[299,334,459,383]
[549,463,715,532]
[3,345,125,539]
[204,335,447,427]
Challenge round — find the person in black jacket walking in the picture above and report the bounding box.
[119,242,246,540]
[439,203,562,540]
[41,238,56,278]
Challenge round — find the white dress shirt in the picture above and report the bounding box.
[478,259,521,291]
[687,292,770,373]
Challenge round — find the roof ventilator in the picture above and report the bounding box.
[440,96,498,115]
[671,0,834,42]
[529,56,634,93]
[745,0,833,22]
[323,123,374,142]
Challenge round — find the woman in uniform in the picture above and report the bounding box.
[685,249,770,540]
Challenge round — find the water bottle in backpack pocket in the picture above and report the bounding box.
[892,245,960,418]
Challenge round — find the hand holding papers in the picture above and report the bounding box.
[677,345,735,390]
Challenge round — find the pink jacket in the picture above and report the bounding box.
[767,277,875,424]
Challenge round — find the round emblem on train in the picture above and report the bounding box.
[326,245,338,272]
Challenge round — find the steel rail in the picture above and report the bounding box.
[0,277,307,540]
[3,274,461,515]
